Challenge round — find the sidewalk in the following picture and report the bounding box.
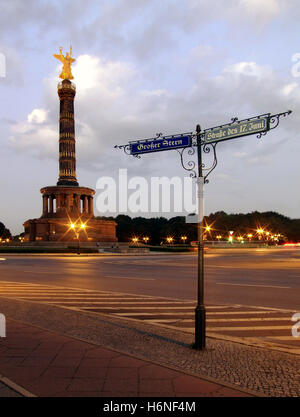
[0,318,251,397]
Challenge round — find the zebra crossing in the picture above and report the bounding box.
[0,281,299,354]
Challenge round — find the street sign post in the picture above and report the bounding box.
[115,110,292,350]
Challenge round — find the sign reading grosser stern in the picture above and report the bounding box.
[203,116,269,144]
[130,135,191,155]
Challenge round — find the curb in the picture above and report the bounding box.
[0,374,36,397]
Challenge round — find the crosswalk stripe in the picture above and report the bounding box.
[206,317,293,322]
[203,310,281,315]
[79,306,194,310]
[104,276,155,281]
[114,312,193,317]
[266,336,300,341]
[23,300,195,305]
[207,325,292,331]
[4,294,167,299]
[217,283,291,289]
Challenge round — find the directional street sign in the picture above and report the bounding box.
[115,109,291,351]
[203,115,269,144]
[130,134,191,156]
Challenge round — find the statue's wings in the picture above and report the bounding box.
[53,54,65,63]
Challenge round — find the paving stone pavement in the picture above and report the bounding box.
[0,297,299,397]
[0,318,250,397]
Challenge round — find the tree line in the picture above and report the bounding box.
[2,210,299,243]
[0,222,12,240]
[96,211,300,244]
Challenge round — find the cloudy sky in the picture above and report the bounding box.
[0,0,300,234]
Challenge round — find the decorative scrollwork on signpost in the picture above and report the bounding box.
[177,146,197,178]
[269,110,292,131]
[201,142,218,184]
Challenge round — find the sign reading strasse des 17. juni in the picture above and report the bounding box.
[203,116,270,144]
[130,134,191,155]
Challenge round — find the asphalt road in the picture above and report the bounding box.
[0,247,300,311]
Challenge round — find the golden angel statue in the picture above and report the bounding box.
[53,46,75,80]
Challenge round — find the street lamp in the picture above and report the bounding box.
[181,236,187,244]
[228,230,234,243]
[69,222,86,254]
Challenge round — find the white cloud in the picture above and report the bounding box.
[234,152,248,158]
[73,55,134,95]
[27,109,48,124]
[280,83,299,97]
[223,62,273,79]
[238,0,282,22]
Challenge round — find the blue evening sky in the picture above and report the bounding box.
[0,0,300,234]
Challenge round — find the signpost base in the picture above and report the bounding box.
[193,305,206,350]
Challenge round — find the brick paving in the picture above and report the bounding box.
[1,295,300,397]
[0,319,250,397]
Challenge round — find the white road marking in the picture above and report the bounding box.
[21,270,60,274]
[104,275,155,281]
[207,325,292,331]
[207,317,292,322]
[204,310,280,315]
[17,296,161,301]
[217,282,291,289]
[79,306,194,310]
[29,300,193,305]
[165,317,293,324]
[114,312,193,317]
[266,336,300,341]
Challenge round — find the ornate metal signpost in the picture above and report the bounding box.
[115,110,292,350]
